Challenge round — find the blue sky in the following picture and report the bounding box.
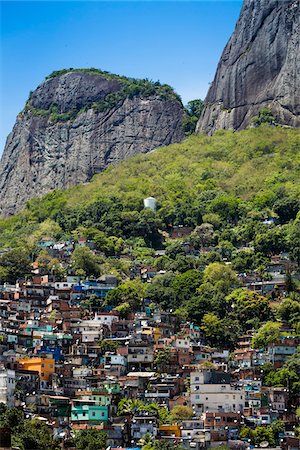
[0,1,243,152]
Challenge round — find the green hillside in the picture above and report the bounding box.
[0,125,299,250]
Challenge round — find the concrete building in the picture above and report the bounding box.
[190,369,245,414]
[0,367,15,407]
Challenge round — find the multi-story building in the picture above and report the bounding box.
[71,399,109,426]
[17,356,55,389]
[190,369,245,414]
[0,367,15,407]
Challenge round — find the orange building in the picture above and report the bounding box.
[18,357,55,381]
[159,423,181,438]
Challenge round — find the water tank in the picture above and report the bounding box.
[143,197,157,211]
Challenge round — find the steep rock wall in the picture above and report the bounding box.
[197,0,300,134]
[0,71,184,215]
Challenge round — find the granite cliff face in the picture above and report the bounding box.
[197,0,300,134]
[0,70,184,215]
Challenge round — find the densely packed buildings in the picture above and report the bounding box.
[0,236,299,450]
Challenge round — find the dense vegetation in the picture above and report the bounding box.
[1,125,299,247]
[0,125,300,349]
[0,404,108,450]
[24,68,182,122]
[0,405,59,450]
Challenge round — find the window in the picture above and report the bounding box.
[101,412,105,417]
[92,412,96,417]
[82,412,86,417]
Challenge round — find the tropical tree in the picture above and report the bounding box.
[72,246,100,277]
[0,248,32,283]
[169,405,194,423]
[105,278,145,309]
[74,428,108,450]
[154,348,172,373]
[252,321,282,349]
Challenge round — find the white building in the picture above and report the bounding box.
[0,367,16,407]
[71,319,104,343]
[190,369,245,414]
[95,313,119,329]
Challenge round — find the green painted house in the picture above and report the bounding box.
[71,401,109,424]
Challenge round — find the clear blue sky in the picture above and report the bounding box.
[0,1,243,152]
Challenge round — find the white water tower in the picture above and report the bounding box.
[143,196,157,211]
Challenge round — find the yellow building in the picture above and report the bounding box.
[18,357,55,381]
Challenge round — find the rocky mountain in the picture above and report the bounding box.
[0,69,184,215]
[197,0,300,134]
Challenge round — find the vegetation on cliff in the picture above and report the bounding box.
[24,68,182,122]
[0,125,299,248]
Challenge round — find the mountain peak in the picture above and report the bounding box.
[0,69,184,216]
[197,0,300,134]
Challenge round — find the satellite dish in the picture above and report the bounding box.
[260,441,269,447]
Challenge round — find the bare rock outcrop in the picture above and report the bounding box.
[0,70,184,215]
[197,0,300,134]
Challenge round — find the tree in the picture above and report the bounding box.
[114,302,131,318]
[276,298,300,327]
[154,348,172,373]
[186,99,205,117]
[145,273,177,310]
[287,215,300,267]
[143,441,185,450]
[169,405,194,423]
[0,248,32,283]
[254,426,276,446]
[270,419,285,441]
[74,428,108,450]
[0,408,60,450]
[33,218,62,241]
[183,99,204,135]
[252,108,276,127]
[226,288,271,330]
[117,398,144,416]
[71,246,100,277]
[254,227,288,256]
[210,195,240,223]
[191,223,214,248]
[203,262,238,291]
[273,197,300,224]
[174,306,189,322]
[105,279,145,309]
[201,313,223,343]
[35,250,65,278]
[171,269,203,305]
[285,270,296,293]
[252,321,282,349]
[0,406,24,429]
[240,425,275,447]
